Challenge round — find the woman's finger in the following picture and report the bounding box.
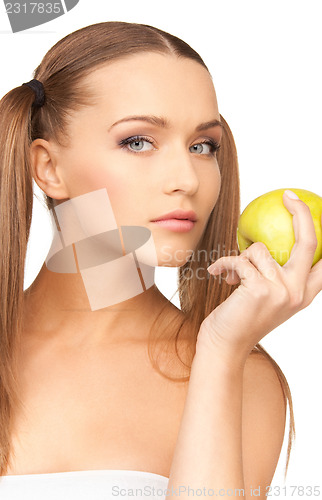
[282,191,318,282]
[224,270,240,285]
[240,242,284,284]
[207,254,262,285]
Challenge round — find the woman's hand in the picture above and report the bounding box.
[197,191,322,360]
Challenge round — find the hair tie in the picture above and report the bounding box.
[22,79,45,108]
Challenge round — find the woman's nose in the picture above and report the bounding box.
[161,144,200,196]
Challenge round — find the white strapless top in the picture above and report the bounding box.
[0,469,170,499]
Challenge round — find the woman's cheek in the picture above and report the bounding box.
[203,164,221,214]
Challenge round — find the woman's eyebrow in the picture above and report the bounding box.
[108,115,223,131]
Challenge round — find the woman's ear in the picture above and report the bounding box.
[30,138,69,200]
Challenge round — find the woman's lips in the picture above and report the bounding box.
[151,218,195,232]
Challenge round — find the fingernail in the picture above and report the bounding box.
[207,264,222,274]
[284,189,299,200]
[207,263,216,273]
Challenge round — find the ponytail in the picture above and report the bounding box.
[0,85,35,475]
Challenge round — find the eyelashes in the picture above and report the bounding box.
[118,135,221,156]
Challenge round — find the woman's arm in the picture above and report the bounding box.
[167,344,246,498]
[167,345,286,500]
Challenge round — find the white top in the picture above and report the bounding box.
[0,469,170,500]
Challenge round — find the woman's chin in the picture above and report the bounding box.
[152,245,194,268]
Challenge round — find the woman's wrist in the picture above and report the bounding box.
[195,327,251,373]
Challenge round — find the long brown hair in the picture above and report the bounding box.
[0,21,294,479]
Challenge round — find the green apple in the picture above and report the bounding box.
[237,188,322,266]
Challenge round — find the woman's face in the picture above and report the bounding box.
[48,52,222,267]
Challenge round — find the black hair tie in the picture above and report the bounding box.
[22,79,45,108]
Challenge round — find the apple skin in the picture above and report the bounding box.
[237,188,322,267]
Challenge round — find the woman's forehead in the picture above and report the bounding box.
[83,53,216,97]
[79,53,219,118]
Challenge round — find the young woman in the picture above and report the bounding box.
[0,21,321,499]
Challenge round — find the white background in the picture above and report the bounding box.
[0,0,321,493]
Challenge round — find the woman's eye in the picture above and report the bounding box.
[119,136,155,153]
[190,142,216,155]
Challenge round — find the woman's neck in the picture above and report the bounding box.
[22,263,176,348]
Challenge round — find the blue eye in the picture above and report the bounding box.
[189,140,221,155]
[119,135,155,152]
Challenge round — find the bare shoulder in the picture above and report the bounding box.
[243,350,287,427]
[243,350,287,395]
[242,351,287,495]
